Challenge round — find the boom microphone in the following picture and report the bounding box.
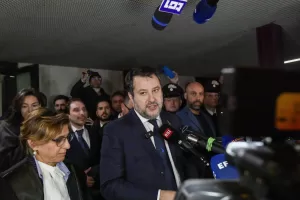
[193,0,219,24]
[186,134,225,154]
[152,6,173,31]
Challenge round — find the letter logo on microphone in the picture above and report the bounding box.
[163,128,173,139]
[159,0,188,15]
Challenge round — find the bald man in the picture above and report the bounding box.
[177,82,216,138]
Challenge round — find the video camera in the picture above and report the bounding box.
[175,67,300,200]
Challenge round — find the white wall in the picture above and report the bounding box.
[39,65,124,107]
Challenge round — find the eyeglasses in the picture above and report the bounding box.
[52,134,74,147]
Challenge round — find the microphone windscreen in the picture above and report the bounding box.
[193,0,217,24]
[210,154,240,180]
[159,124,180,142]
[152,6,173,30]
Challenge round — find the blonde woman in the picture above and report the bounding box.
[1,108,92,200]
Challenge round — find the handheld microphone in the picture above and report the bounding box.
[152,6,173,31]
[193,0,218,24]
[210,154,240,179]
[159,124,210,166]
[186,134,225,154]
[162,66,175,79]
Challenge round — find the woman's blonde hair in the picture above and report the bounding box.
[20,107,70,154]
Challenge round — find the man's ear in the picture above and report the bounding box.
[184,93,187,100]
[179,99,183,107]
[128,92,134,104]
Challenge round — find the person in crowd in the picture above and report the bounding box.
[92,98,112,142]
[177,81,216,138]
[202,80,221,136]
[0,88,43,172]
[110,91,125,118]
[39,92,48,107]
[100,67,196,200]
[53,95,70,114]
[118,93,133,118]
[1,108,91,200]
[70,70,110,120]
[162,83,183,113]
[66,98,102,200]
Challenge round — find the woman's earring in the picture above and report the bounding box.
[33,150,37,155]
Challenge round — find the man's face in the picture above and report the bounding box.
[185,82,204,111]
[54,99,68,113]
[96,101,111,121]
[69,101,88,127]
[129,75,163,120]
[90,76,101,88]
[164,97,182,113]
[112,95,124,113]
[204,92,219,108]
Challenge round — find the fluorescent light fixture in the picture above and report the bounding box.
[284,58,300,64]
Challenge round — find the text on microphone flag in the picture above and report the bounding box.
[159,0,188,15]
[163,128,173,139]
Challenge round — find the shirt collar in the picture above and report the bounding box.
[71,124,84,133]
[134,109,162,124]
[33,156,70,181]
[205,106,216,116]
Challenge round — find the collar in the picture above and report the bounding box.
[134,109,162,124]
[70,124,84,133]
[205,106,216,116]
[33,156,70,181]
[118,113,123,118]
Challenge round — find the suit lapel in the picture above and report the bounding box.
[185,107,204,133]
[128,110,161,164]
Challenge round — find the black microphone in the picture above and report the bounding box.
[158,124,210,166]
[145,131,154,139]
[186,134,225,154]
[152,6,173,31]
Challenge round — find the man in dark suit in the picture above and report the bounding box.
[100,67,194,200]
[65,99,102,200]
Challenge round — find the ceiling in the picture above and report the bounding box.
[0,0,300,76]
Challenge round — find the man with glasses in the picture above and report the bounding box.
[70,70,110,120]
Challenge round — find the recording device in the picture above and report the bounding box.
[159,124,210,166]
[186,134,225,154]
[193,0,219,24]
[162,66,175,79]
[176,67,300,200]
[152,6,173,30]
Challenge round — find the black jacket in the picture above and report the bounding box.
[0,120,25,172]
[1,156,92,200]
[70,80,110,120]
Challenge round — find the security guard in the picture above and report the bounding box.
[162,83,184,113]
[202,80,221,136]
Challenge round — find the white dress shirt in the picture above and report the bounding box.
[71,124,91,148]
[205,106,216,116]
[37,161,70,200]
[134,110,181,200]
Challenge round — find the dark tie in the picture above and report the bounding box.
[76,129,90,156]
[148,119,177,190]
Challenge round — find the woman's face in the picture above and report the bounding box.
[21,95,40,120]
[32,125,70,166]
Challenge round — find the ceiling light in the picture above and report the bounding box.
[284,58,300,64]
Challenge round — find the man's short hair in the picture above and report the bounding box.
[111,91,125,99]
[67,98,85,114]
[95,97,111,109]
[53,95,69,105]
[125,66,160,95]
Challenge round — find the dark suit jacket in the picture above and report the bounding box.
[100,110,194,200]
[177,106,217,137]
[66,125,101,180]
[1,156,91,200]
[70,80,110,120]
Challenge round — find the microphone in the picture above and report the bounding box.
[159,124,210,166]
[145,131,154,139]
[193,0,219,24]
[162,66,175,79]
[222,135,245,148]
[210,154,240,179]
[152,6,173,31]
[186,134,225,154]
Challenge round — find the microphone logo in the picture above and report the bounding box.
[159,0,188,15]
[163,128,173,139]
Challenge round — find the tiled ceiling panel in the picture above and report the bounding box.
[0,0,299,75]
